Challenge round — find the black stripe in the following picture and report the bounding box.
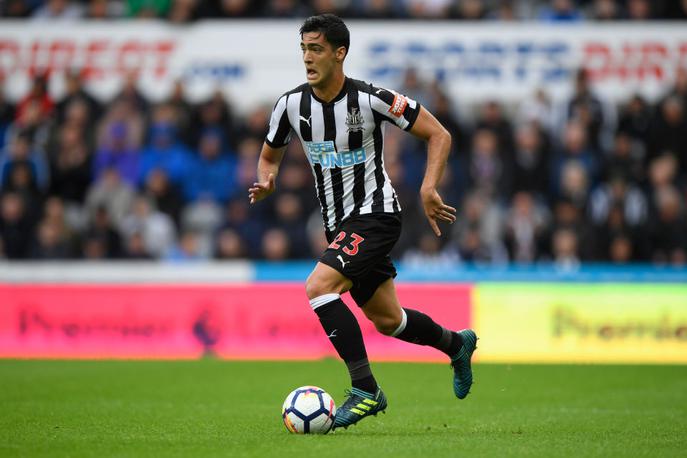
[371,110,386,212]
[299,90,312,142]
[300,89,330,231]
[402,102,421,131]
[271,95,291,146]
[323,102,344,227]
[347,84,365,218]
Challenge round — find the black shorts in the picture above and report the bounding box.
[319,212,402,307]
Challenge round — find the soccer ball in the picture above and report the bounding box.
[282,386,336,434]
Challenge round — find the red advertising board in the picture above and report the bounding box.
[0,283,472,361]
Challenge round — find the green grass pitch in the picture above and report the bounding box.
[1,360,686,457]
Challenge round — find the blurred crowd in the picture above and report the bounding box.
[1,0,687,21]
[1,63,686,265]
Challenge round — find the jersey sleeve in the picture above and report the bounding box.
[265,94,292,148]
[369,86,421,131]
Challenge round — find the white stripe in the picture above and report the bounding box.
[390,309,408,337]
[266,95,289,145]
[286,92,302,133]
[309,293,341,310]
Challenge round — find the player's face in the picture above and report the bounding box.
[300,32,343,88]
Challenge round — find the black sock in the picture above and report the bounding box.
[311,294,378,393]
[392,308,463,357]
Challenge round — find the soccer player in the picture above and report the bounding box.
[249,14,477,430]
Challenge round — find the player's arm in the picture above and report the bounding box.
[408,106,457,236]
[249,142,286,204]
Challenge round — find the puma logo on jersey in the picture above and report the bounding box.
[327,329,338,339]
[299,115,312,127]
[337,255,350,269]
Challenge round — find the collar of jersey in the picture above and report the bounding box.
[309,76,349,105]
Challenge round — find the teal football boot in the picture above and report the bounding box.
[333,387,387,430]
[451,329,478,399]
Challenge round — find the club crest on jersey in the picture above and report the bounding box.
[306,141,366,169]
[345,108,365,133]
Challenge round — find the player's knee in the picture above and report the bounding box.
[305,275,335,300]
[371,314,402,336]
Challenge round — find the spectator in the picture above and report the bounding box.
[551,227,581,269]
[120,194,176,258]
[273,192,310,258]
[627,0,652,20]
[602,131,644,184]
[475,100,515,155]
[0,78,15,147]
[1,132,49,191]
[648,96,687,175]
[122,231,153,259]
[545,198,595,261]
[617,94,652,152]
[352,0,400,19]
[28,219,73,259]
[84,167,135,228]
[93,121,140,187]
[126,0,171,18]
[608,233,635,264]
[589,0,621,20]
[31,0,83,20]
[503,191,550,263]
[551,121,598,200]
[566,68,607,152]
[189,90,234,149]
[261,227,291,261]
[56,70,101,126]
[465,129,509,200]
[261,0,310,17]
[143,169,184,228]
[80,233,109,259]
[41,196,77,247]
[589,174,648,227]
[647,186,686,265]
[538,0,583,21]
[404,0,452,18]
[86,0,125,19]
[82,205,123,258]
[511,123,550,197]
[215,227,246,259]
[48,124,92,205]
[112,71,148,114]
[451,0,486,19]
[0,192,33,259]
[402,230,460,267]
[452,191,505,261]
[138,117,192,186]
[183,128,238,203]
[518,88,555,134]
[220,198,264,257]
[165,80,194,146]
[165,230,206,261]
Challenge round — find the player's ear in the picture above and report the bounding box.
[335,46,347,63]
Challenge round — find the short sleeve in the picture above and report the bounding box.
[265,94,292,148]
[369,86,421,131]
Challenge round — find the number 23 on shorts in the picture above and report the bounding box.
[328,231,365,256]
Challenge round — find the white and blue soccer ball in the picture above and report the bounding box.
[282,386,336,434]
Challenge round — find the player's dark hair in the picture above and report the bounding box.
[300,14,350,57]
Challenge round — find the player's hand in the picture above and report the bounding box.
[420,187,456,236]
[248,173,276,204]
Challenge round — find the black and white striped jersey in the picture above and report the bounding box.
[265,77,421,237]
